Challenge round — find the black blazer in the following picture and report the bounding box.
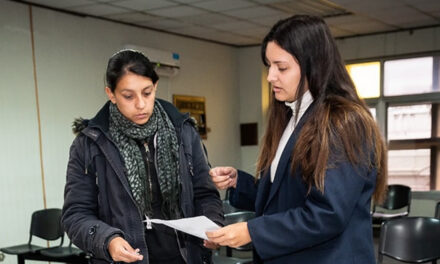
[229,106,377,264]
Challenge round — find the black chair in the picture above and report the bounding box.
[222,189,241,215]
[213,211,255,264]
[378,217,440,263]
[435,201,440,219]
[372,184,411,226]
[0,208,64,264]
[224,211,255,261]
[213,254,253,264]
[40,239,86,260]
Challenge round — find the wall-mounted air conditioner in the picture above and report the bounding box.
[124,44,180,78]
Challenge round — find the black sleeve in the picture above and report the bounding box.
[61,135,123,261]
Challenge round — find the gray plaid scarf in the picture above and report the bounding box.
[109,101,181,219]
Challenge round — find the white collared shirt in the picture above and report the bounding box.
[270,90,314,182]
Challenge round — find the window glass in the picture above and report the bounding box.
[387,104,431,140]
[369,107,376,120]
[346,62,380,98]
[384,57,433,96]
[388,149,430,191]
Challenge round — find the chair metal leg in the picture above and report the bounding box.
[226,247,232,257]
[17,254,25,264]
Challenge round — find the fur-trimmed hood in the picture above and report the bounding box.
[72,118,89,135]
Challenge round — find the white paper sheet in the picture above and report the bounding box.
[145,216,220,240]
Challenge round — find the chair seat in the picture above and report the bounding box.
[1,244,44,255]
[213,254,253,264]
[40,246,84,258]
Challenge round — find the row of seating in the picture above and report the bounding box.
[372,184,440,263]
[0,208,87,264]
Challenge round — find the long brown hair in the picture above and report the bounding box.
[256,15,387,203]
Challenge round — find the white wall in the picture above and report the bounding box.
[237,46,264,174]
[0,1,240,261]
[0,2,46,257]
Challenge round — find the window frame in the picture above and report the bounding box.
[346,51,440,190]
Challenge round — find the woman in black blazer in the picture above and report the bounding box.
[206,15,388,264]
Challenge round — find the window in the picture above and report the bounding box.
[387,104,431,140]
[346,62,380,98]
[346,54,440,191]
[388,149,430,191]
[384,57,434,96]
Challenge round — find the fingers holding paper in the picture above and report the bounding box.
[203,240,220,249]
[205,222,251,248]
[209,166,238,190]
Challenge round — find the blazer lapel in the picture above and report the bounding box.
[254,171,272,216]
[263,103,315,212]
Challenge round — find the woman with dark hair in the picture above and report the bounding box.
[62,49,223,264]
[207,15,387,263]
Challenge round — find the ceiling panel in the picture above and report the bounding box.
[111,0,178,11]
[328,26,354,37]
[107,12,158,23]
[270,0,346,17]
[27,0,94,8]
[192,0,256,12]
[147,5,207,17]
[208,20,259,31]
[248,13,292,26]
[178,13,232,25]
[224,5,288,19]
[69,3,128,16]
[368,5,437,27]
[338,20,396,34]
[139,18,189,29]
[20,0,440,46]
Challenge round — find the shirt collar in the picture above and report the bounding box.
[285,90,314,117]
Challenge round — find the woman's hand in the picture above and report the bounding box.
[209,166,238,190]
[205,222,251,248]
[108,236,143,263]
[203,240,220,249]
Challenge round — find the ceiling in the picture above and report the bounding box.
[16,0,440,47]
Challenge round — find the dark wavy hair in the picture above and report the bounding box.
[106,49,159,92]
[257,15,387,203]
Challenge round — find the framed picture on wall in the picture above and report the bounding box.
[173,94,208,139]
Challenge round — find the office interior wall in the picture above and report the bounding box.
[0,1,239,261]
[237,46,264,174]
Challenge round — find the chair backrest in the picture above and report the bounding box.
[379,217,440,263]
[29,208,64,244]
[435,201,440,219]
[225,211,255,251]
[376,184,411,211]
[224,211,255,226]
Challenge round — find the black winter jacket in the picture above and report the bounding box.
[62,99,224,264]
